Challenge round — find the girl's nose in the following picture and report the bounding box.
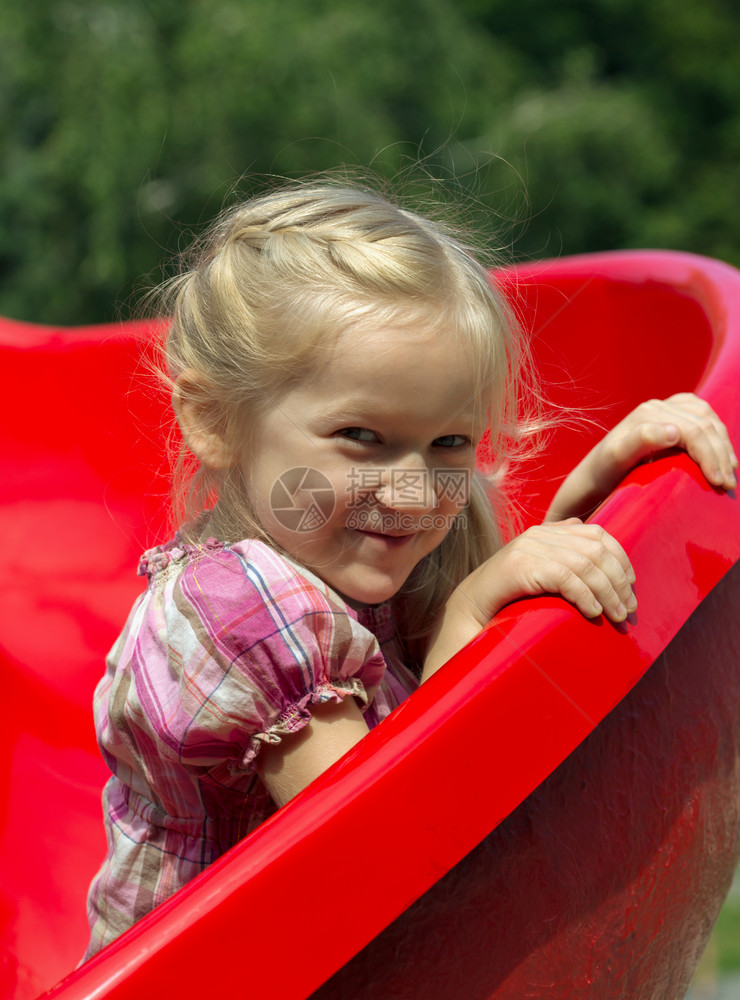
[374,467,438,513]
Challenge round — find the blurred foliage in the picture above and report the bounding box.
[714,883,740,973]
[1,0,738,323]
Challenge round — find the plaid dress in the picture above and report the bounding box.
[85,535,419,958]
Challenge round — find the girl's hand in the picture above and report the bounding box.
[423,519,636,678]
[546,393,737,522]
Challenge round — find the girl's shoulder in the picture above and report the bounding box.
[137,534,355,623]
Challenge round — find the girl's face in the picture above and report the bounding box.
[239,319,487,607]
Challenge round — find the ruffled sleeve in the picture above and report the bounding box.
[118,539,387,785]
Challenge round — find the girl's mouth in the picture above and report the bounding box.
[350,528,416,547]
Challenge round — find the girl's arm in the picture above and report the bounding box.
[424,394,737,679]
[258,698,370,808]
[423,518,636,678]
[261,515,640,804]
[545,393,737,523]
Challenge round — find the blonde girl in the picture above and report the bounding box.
[85,181,736,957]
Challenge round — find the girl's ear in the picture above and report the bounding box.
[172,369,237,470]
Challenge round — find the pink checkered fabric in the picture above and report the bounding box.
[85,536,418,957]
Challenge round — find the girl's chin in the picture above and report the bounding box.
[335,585,399,610]
[331,572,409,609]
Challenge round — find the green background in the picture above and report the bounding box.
[2,0,739,324]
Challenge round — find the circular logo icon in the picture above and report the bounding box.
[270,467,336,532]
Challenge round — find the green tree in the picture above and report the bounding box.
[1,0,738,324]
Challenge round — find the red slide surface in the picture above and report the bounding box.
[2,251,739,1000]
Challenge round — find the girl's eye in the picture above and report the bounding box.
[339,427,379,443]
[433,434,468,448]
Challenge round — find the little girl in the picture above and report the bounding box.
[85,180,736,958]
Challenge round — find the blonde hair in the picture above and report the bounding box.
[153,179,534,658]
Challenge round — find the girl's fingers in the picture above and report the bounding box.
[672,398,736,487]
[514,521,637,623]
[545,519,635,581]
[611,395,737,490]
[529,396,734,622]
[544,524,636,621]
[543,563,626,621]
[662,393,737,486]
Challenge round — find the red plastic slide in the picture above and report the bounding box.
[1,251,739,999]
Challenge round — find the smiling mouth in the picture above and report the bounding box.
[350,527,416,544]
